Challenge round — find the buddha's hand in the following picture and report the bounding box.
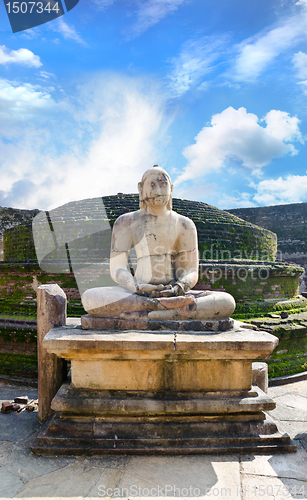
[151,283,184,298]
[135,283,165,297]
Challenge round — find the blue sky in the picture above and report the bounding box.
[1,0,307,210]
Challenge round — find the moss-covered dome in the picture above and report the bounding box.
[4,194,277,262]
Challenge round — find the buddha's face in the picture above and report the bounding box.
[142,172,172,208]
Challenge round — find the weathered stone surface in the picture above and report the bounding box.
[31,322,294,455]
[0,466,23,497]
[81,314,234,332]
[52,382,275,415]
[241,474,307,500]
[14,461,117,498]
[37,284,67,422]
[252,362,268,393]
[115,455,240,499]
[43,326,278,391]
[241,440,307,481]
[43,325,278,359]
[70,358,252,391]
[0,432,74,483]
[32,410,295,455]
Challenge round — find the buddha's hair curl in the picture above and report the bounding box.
[138,165,173,210]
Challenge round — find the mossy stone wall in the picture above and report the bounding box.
[195,260,303,318]
[4,195,277,263]
[229,203,307,265]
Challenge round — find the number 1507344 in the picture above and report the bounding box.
[5,2,60,14]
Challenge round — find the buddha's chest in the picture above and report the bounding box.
[132,217,178,255]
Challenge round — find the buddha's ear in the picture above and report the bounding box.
[138,182,145,209]
[167,184,173,210]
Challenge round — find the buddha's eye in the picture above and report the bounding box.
[151,181,156,189]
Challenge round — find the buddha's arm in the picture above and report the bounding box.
[110,215,137,293]
[174,218,199,292]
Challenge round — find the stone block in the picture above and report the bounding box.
[37,284,67,422]
[252,362,268,393]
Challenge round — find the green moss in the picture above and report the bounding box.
[3,195,278,263]
[0,352,37,379]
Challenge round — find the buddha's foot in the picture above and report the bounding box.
[148,304,196,320]
[119,296,196,320]
[149,291,236,320]
[157,295,195,309]
[120,311,149,319]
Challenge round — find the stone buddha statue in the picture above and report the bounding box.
[81,166,235,321]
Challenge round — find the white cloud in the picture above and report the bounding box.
[175,182,218,202]
[230,2,307,81]
[0,79,54,121]
[175,107,302,185]
[126,0,187,39]
[38,71,56,80]
[292,51,307,79]
[252,174,307,205]
[0,74,169,210]
[292,51,307,93]
[53,19,86,45]
[167,35,228,97]
[91,0,115,9]
[0,45,42,67]
[219,193,256,209]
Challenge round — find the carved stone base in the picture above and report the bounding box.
[32,383,296,455]
[81,314,234,332]
[31,326,296,455]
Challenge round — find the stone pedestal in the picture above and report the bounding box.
[32,325,296,455]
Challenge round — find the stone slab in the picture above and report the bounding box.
[43,326,279,360]
[241,474,307,500]
[0,466,23,498]
[43,326,278,391]
[114,455,240,499]
[14,461,121,498]
[51,381,276,415]
[81,314,234,332]
[240,440,307,481]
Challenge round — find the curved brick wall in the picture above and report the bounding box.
[229,203,307,266]
[4,194,277,263]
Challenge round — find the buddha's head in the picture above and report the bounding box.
[138,165,173,210]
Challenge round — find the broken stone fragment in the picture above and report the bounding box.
[11,404,20,411]
[1,401,13,413]
[14,396,29,404]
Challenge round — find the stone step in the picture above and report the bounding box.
[52,383,276,415]
[32,413,296,456]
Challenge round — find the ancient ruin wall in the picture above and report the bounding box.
[4,195,277,263]
[229,203,307,266]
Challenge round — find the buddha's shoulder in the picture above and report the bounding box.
[113,210,142,227]
[172,211,196,230]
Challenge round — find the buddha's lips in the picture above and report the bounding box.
[146,195,168,202]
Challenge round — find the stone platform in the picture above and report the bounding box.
[32,325,296,455]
